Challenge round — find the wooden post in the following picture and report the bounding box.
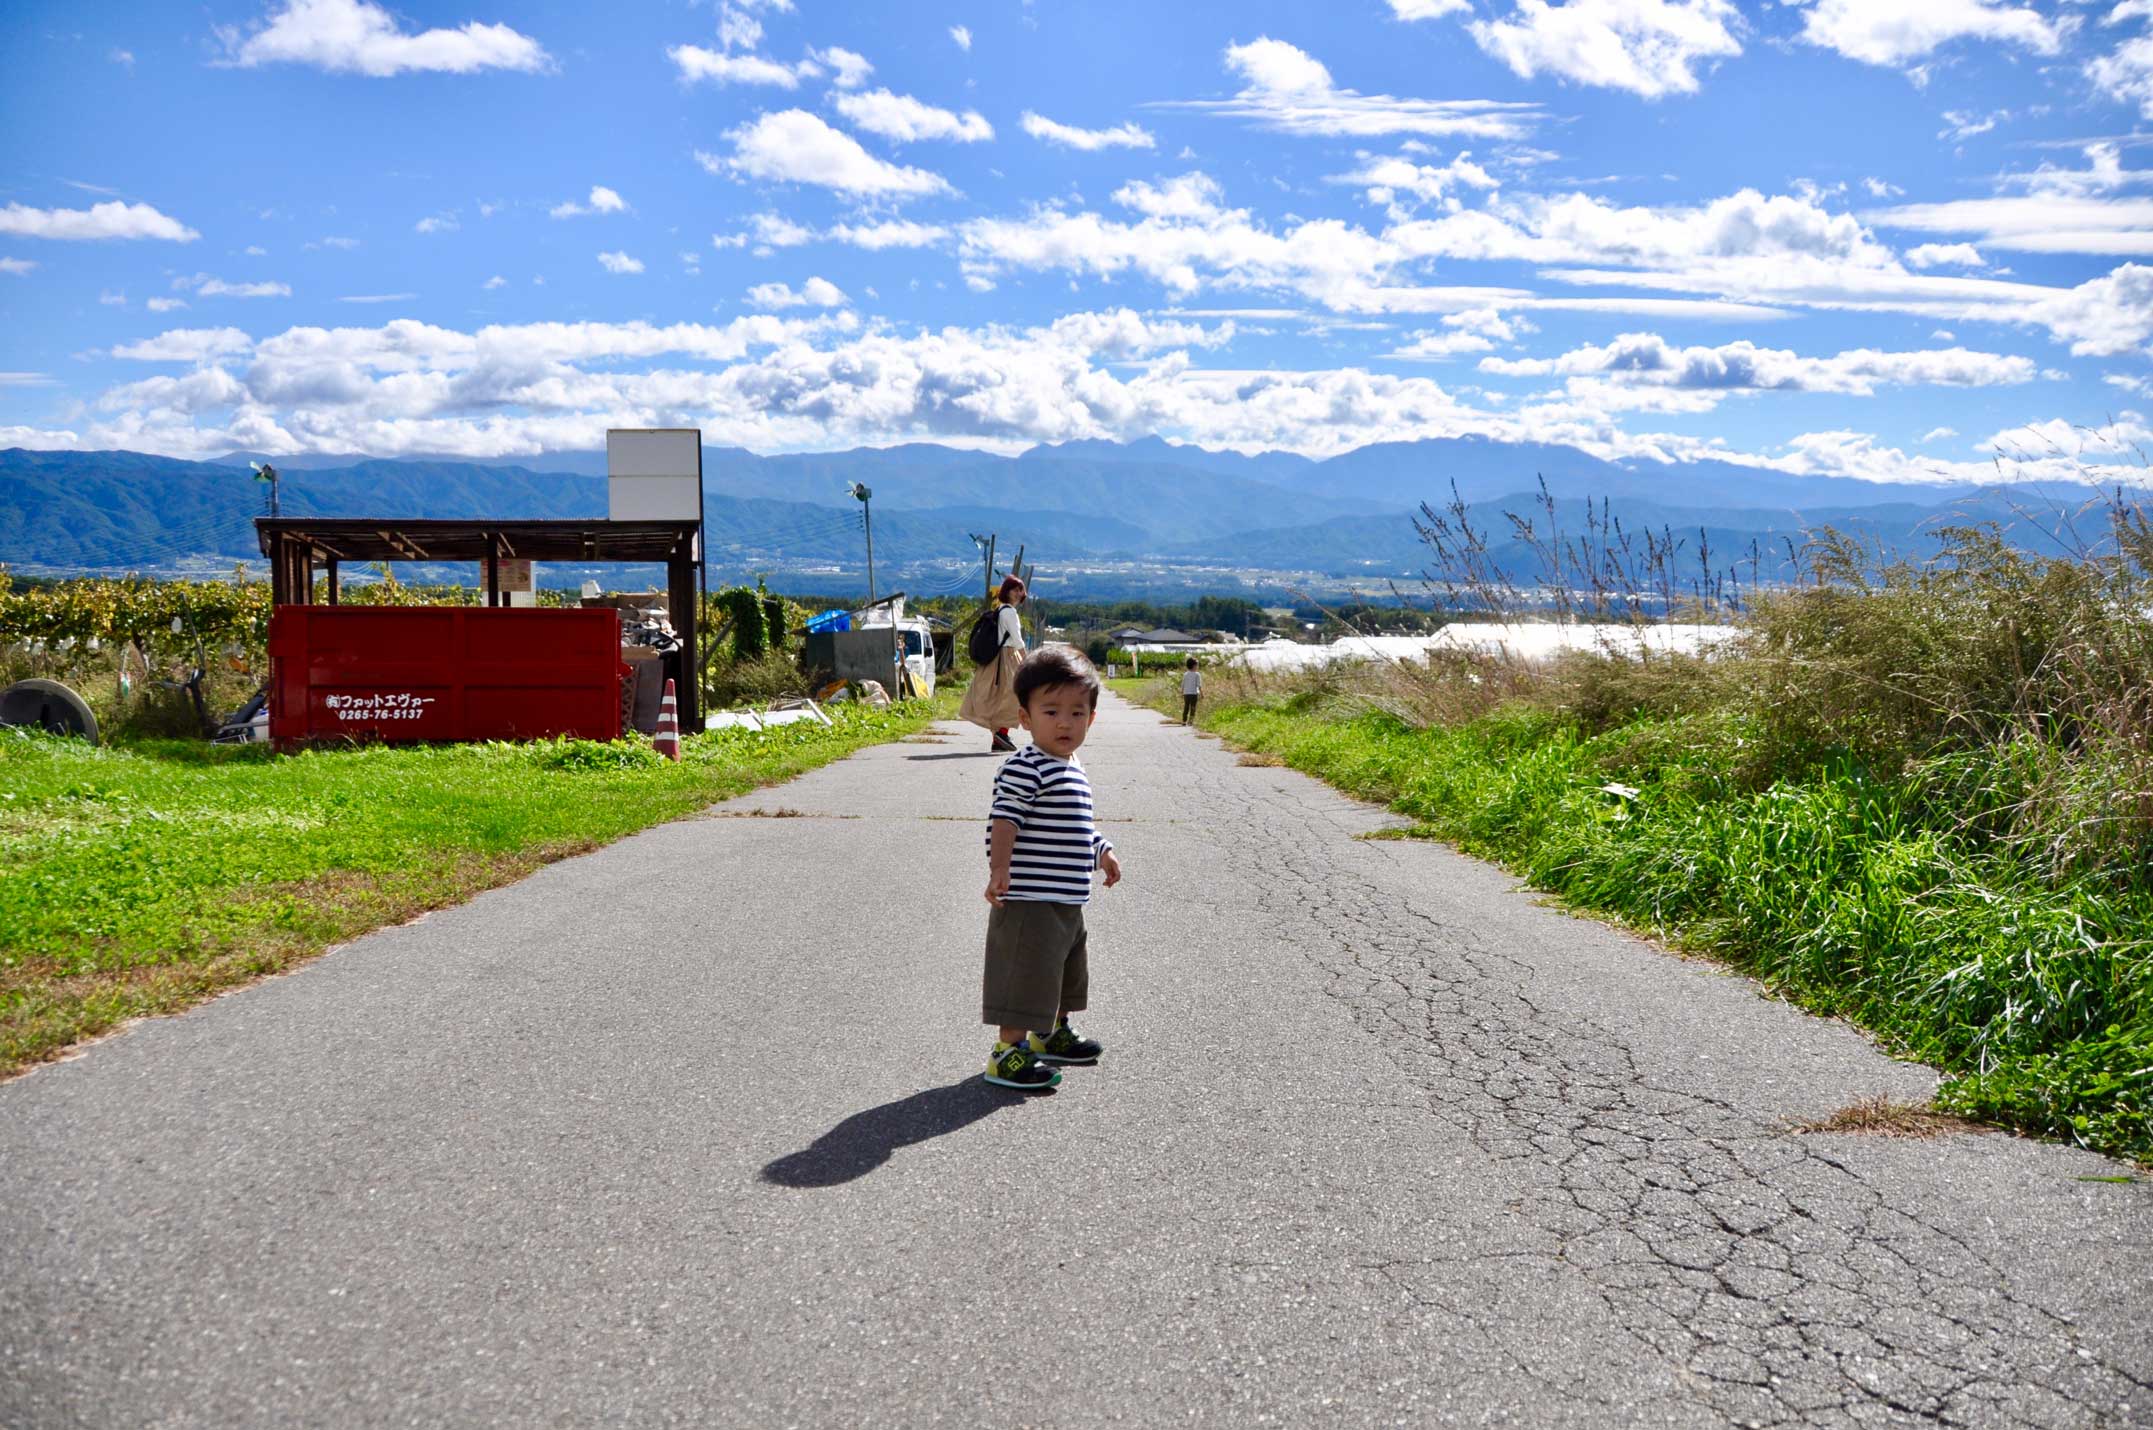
[669,549,700,732]
[269,535,293,607]
[484,549,500,608]
[325,559,340,605]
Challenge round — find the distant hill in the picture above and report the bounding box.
[0,449,1158,574]
[3,440,2136,586]
[1166,487,2130,579]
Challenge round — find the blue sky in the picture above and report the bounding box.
[3,0,2152,488]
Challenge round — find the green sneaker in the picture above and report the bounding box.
[985,1040,1061,1091]
[1028,1022,1103,1066]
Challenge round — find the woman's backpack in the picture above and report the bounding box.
[967,605,1003,665]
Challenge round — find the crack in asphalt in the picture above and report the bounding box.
[1177,754,2146,1429]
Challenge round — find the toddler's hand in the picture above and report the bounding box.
[1100,849,1122,888]
[985,869,1010,905]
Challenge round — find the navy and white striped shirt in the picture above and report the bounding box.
[986,745,1111,904]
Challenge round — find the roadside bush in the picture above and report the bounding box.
[531,737,667,772]
[705,648,813,708]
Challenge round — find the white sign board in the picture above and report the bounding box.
[498,558,536,607]
[607,429,702,522]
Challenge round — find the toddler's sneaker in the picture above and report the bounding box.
[1028,1022,1103,1066]
[985,1040,1061,1092]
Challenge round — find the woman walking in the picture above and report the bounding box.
[960,574,1028,752]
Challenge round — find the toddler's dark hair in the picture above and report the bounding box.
[1186,655,1199,668]
[1014,644,1102,711]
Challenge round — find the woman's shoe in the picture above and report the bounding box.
[991,731,1016,753]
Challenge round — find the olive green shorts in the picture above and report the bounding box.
[982,901,1088,1032]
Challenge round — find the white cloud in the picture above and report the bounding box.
[220,0,550,76]
[2028,262,2153,355]
[1905,241,1986,268]
[1939,108,2008,141]
[306,235,362,251]
[339,293,417,303]
[714,211,819,248]
[835,89,993,143]
[1922,425,1959,441]
[1862,177,1903,199]
[2090,32,2153,119]
[1163,37,1542,140]
[1389,309,1534,360]
[716,4,763,51]
[0,200,198,242]
[947,169,2153,356]
[959,177,1835,314]
[483,275,507,290]
[1480,332,2038,398]
[1021,111,1156,150]
[745,276,847,308]
[243,245,268,257]
[110,48,136,68]
[2013,142,2142,200]
[1332,150,1499,212]
[1388,0,1473,16]
[46,307,2133,488]
[551,184,628,218]
[668,45,816,86]
[708,110,952,198]
[828,219,949,249]
[1793,0,2063,67]
[1868,193,2153,256]
[146,296,188,311]
[177,274,291,298]
[99,290,127,306]
[597,251,645,274]
[1467,0,1743,99]
[110,327,255,362]
[949,24,972,50]
[0,258,35,275]
[810,45,873,88]
[415,214,459,234]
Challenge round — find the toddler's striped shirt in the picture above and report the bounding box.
[986,745,1111,904]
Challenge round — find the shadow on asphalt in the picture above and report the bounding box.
[904,751,1002,761]
[759,1077,1041,1188]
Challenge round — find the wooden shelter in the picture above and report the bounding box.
[255,517,703,729]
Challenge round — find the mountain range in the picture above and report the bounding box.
[1,438,2135,597]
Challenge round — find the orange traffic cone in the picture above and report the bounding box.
[655,677,681,761]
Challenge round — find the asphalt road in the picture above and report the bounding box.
[3,695,2150,1428]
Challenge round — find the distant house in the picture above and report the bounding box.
[1109,626,1148,643]
[1137,627,1198,644]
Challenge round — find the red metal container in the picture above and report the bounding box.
[269,606,629,746]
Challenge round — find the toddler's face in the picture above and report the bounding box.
[1018,683,1097,758]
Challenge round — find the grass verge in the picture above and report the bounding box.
[0,692,952,1075]
[1129,680,2151,1166]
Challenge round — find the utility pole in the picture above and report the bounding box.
[971,531,996,604]
[851,481,901,695]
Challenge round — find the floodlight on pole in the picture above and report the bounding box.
[251,461,280,518]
